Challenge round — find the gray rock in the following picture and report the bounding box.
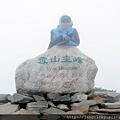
[13,108,39,115]
[57,104,70,111]
[26,101,48,112]
[48,101,57,108]
[47,93,61,101]
[71,105,89,114]
[0,102,19,114]
[40,115,60,120]
[71,100,100,109]
[94,91,120,103]
[101,102,120,109]
[97,108,120,113]
[71,93,88,102]
[89,105,99,112]
[63,110,83,115]
[33,95,46,101]
[41,107,65,115]
[0,94,11,102]
[88,111,110,115]
[15,46,98,94]
[54,94,71,102]
[8,93,34,103]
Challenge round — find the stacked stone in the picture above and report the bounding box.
[0,91,120,119]
[1,46,119,119]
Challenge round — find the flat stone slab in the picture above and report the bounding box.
[71,105,89,114]
[102,102,120,109]
[97,108,120,113]
[41,107,65,115]
[0,103,19,114]
[71,100,100,109]
[57,104,70,111]
[13,108,39,115]
[53,94,70,102]
[26,101,48,112]
[94,91,120,103]
[89,105,99,112]
[8,93,34,103]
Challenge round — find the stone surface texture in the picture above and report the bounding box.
[0,91,120,119]
[15,45,98,95]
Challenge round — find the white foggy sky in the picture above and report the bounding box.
[0,0,120,94]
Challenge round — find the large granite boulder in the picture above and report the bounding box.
[15,45,98,95]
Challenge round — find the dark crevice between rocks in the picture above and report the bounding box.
[19,103,27,109]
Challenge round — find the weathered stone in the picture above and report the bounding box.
[15,46,98,94]
[71,100,100,109]
[41,115,60,120]
[54,94,70,102]
[94,91,120,103]
[13,108,39,115]
[57,104,70,111]
[8,93,34,103]
[0,94,11,102]
[97,108,120,113]
[0,102,19,114]
[88,112,109,115]
[63,110,83,114]
[101,102,120,109]
[47,93,61,101]
[91,95,103,104]
[41,107,65,115]
[48,101,57,108]
[33,95,46,101]
[89,105,99,112]
[12,109,40,120]
[71,93,87,102]
[26,101,48,112]
[71,105,89,114]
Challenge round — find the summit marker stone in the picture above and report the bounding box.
[15,45,98,95]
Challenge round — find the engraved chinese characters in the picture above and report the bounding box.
[15,45,98,95]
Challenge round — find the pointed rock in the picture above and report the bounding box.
[48,101,57,108]
[33,95,46,101]
[57,104,70,111]
[8,93,34,103]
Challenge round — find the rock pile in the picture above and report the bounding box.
[0,91,120,119]
[2,46,118,119]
